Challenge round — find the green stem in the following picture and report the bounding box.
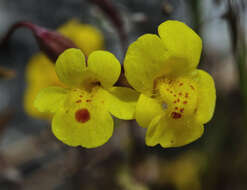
[189,0,201,33]
[224,0,247,121]
[237,40,247,120]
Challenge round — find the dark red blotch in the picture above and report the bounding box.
[75,109,90,123]
[171,112,182,119]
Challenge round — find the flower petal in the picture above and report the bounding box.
[58,19,104,56]
[87,50,121,89]
[159,120,204,148]
[34,86,69,113]
[146,114,204,148]
[195,70,216,124]
[55,48,86,87]
[145,115,163,146]
[26,54,58,84]
[98,87,139,120]
[136,94,164,128]
[51,88,113,148]
[25,85,52,119]
[158,20,202,74]
[25,53,62,119]
[124,34,169,95]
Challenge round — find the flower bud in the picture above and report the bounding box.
[1,21,77,62]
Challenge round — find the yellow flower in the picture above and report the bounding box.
[58,19,104,56]
[24,19,104,119]
[34,48,139,148]
[24,54,62,119]
[159,151,206,190]
[124,20,216,148]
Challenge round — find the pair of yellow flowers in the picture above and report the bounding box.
[28,20,216,149]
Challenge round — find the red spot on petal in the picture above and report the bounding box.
[171,112,182,119]
[179,92,182,96]
[76,100,81,103]
[86,99,91,102]
[75,109,90,123]
[177,98,180,102]
[183,101,187,104]
[190,85,195,90]
[179,83,183,86]
[174,94,176,97]
[175,107,178,110]
[185,93,189,98]
[173,101,177,103]
[180,108,184,113]
[79,95,83,98]
[166,88,169,91]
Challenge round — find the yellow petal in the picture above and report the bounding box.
[34,87,69,113]
[87,50,121,89]
[145,115,163,146]
[195,70,216,124]
[146,114,204,148]
[55,48,86,87]
[124,34,169,95]
[99,87,139,120]
[24,53,62,119]
[136,94,164,128]
[25,85,52,119]
[26,54,57,83]
[58,19,104,56]
[158,20,202,74]
[51,88,113,148]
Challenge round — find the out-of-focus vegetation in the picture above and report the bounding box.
[0,0,246,189]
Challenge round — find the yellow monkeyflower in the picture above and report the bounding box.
[34,48,139,148]
[24,19,104,119]
[58,19,104,56]
[24,54,62,119]
[124,20,216,148]
[159,151,206,190]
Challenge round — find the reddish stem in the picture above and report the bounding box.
[1,21,41,46]
[87,0,128,50]
[0,21,77,62]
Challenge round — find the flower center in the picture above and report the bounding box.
[156,77,198,120]
[64,88,100,124]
